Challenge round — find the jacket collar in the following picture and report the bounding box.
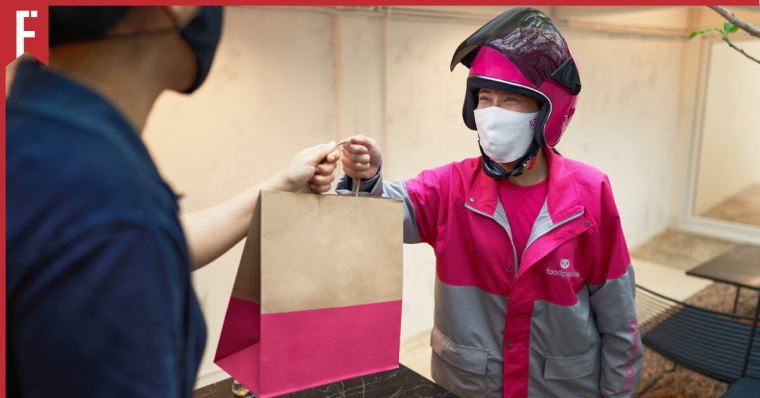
[466,149,585,222]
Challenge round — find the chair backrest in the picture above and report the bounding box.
[739,291,760,379]
[636,285,759,383]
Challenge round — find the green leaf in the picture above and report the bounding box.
[688,27,735,39]
[689,28,711,39]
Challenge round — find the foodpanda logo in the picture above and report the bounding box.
[529,118,537,130]
[547,259,579,278]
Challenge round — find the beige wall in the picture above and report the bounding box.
[694,39,760,215]
[555,7,690,33]
[559,29,682,244]
[144,7,339,379]
[140,6,719,382]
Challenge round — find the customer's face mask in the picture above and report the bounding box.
[474,106,538,164]
[175,6,223,93]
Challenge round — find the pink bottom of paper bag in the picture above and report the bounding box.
[216,298,261,360]
[216,299,402,397]
[215,298,262,392]
[259,300,402,396]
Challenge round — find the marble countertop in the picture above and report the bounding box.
[193,364,459,398]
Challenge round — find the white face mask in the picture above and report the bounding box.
[474,106,538,163]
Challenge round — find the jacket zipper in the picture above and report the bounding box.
[465,204,585,280]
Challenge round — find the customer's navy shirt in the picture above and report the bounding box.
[6,62,206,397]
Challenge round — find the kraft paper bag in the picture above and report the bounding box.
[214,191,403,397]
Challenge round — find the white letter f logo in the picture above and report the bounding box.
[17,10,37,58]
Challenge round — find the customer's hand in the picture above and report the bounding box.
[309,147,341,193]
[340,135,382,180]
[271,142,340,194]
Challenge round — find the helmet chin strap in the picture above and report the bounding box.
[479,141,540,181]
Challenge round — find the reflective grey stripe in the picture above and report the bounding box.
[335,169,421,244]
[432,279,507,398]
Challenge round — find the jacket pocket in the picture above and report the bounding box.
[430,326,489,375]
[544,343,600,380]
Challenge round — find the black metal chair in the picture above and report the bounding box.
[718,376,760,398]
[636,285,760,384]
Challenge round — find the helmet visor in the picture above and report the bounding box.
[450,7,571,88]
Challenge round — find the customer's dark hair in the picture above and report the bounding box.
[50,6,133,47]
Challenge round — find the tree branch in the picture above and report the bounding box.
[708,6,760,39]
[722,36,760,65]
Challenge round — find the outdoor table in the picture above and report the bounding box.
[686,244,760,313]
[192,364,459,398]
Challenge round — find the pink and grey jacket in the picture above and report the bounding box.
[337,149,642,398]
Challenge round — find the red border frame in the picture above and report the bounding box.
[2,1,757,395]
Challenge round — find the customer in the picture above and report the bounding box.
[6,6,340,397]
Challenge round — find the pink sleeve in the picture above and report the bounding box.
[589,175,631,285]
[403,164,452,245]
[587,175,641,397]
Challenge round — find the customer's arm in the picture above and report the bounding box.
[182,142,340,271]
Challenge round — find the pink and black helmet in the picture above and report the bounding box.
[451,7,581,179]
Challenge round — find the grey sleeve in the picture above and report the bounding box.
[589,263,643,398]
[335,165,421,244]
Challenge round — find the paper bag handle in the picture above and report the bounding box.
[336,139,361,198]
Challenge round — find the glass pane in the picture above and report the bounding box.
[694,39,760,227]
